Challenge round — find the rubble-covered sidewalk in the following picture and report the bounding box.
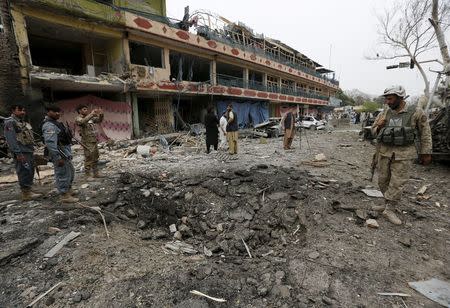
[0,129,449,307]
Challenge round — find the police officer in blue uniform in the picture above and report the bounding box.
[42,105,79,203]
[3,104,42,201]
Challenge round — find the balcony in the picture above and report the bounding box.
[217,75,329,102]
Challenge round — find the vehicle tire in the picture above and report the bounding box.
[310,125,316,130]
[273,129,279,138]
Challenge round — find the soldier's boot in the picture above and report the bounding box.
[21,188,42,201]
[59,192,79,204]
[93,169,105,178]
[69,188,79,196]
[84,169,95,181]
[382,201,402,225]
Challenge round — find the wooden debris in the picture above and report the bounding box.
[300,160,332,167]
[417,184,430,195]
[377,292,411,297]
[241,238,253,258]
[44,231,80,258]
[190,290,227,303]
[26,282,62,307]
[77,203,110,238]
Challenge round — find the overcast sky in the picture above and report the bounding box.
[166,0,446,97]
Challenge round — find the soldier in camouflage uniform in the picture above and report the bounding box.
[75,105,104,178]
[372,86,432,225]
[3,104,42,201]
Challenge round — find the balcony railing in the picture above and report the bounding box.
[217,75,329,101]
[217,74,244,88]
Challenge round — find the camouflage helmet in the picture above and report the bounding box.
[382,85,406,98]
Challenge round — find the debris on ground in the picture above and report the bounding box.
[0,128,448,307]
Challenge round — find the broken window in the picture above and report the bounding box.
[281,79,295,95]
[130,41,164,68]
[216,62,243,88]
[169,51,210,82]
[248,70,264,91]
[29,35,84,75]
[267,75,279,93]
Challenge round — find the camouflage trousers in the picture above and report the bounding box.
[378,155,412,202]
[83,143,99,172]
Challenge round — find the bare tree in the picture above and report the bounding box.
[430,0,450,67]
[369,0,450,97]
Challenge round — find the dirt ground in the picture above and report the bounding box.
[0,126,449,308]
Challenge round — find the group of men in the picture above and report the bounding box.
[214,103,296,154]
[3,85,432,227]
[4,104,104,203]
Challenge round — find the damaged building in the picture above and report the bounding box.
[0,0,339,139]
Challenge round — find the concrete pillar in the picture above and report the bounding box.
[243,67,249,88]
[10,9,31,92]
[277,77,282,93]
[262,73,268,88]
[130,93,140,138]
[122,38,131,70]
[210,59,217,85]
[163,47,170,69]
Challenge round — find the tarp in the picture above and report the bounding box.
[216,101,269,128]
[57,95,132,141]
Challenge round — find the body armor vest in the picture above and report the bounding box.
[377,105,417,146]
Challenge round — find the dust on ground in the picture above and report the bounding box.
[0,127,449,307]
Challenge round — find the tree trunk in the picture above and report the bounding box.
[430,0,450,67]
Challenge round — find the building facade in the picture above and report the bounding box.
[2,0,339,139]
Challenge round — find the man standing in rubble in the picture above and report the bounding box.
[42,105,79,203]
[75,105,104,178]
[219,111,228,150]
[226,104,238,155]
[3,104,42,201]
[372,86,432,225]
[282,109,296,150]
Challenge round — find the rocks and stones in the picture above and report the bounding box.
[137,220,147,230]
[202,178,227,197]
[271,285,291,298]
[71,292,82,303]
[308,251,320,260]
[164,241,197,254]
[267,192,289,201]
[184,192,194,202]
[257,286,268,296]
[366,219,379,229]
[355,209,368,220]
[314,153,327,161]
[178,224,193,238]
[361,189,384,198]
[322,296,333,305]
[398,237,412,248]
[173,231,183,240]
[126,209,137,219]
[169,224,177,233]
[234,169,251,177]
[229,208,254,222]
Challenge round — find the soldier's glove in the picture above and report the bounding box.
[56,159,65,167]
[16,154,26,163]
[419,154,432,166]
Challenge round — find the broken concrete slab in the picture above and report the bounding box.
[44,231,81,258]
[408,278,450,307]
[361,189,384,198]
